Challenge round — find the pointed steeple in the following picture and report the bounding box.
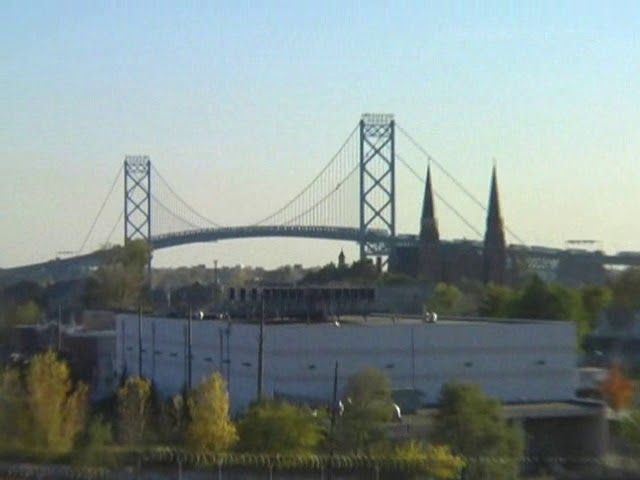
[418,164,441,282]
[486,165,503,232]
[419,164,439,242]
[483,166,506,284]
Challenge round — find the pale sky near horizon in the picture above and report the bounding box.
[2,1,640,270]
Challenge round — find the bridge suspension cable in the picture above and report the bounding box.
[396,123,526,245]
[282,163,359,226]
[105,210,124,246]
[396,154,483,237]
[151,193,204,231]
[78,164,124,253]
[150,165,223,237]
[253,124,360,228]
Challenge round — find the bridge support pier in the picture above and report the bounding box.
[124,155,152,286]
[359,114,396,262]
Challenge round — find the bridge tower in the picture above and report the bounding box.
[124,156,151,244]
[359,113,396,261]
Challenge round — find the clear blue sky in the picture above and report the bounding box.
[2,1,639,269]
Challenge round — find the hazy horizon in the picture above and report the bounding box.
[3,2,639,270]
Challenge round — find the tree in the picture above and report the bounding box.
[581,285,612,329]
[620,407,640,449]
[511,276,561,319]
[433,382,524,480]
[25,350,89,453]
[185,372,237,452]
[394,441,466,480]
[73,415,115,467]
[611,267,640,310]
[156,394,188,444]
[600,363,635,413]
[84,240,151,310]
[14,300,41,325]
[0,367,30,450]
[334,368,394,453]
[428,283,463,315]
[117,376,152,445]
[237,400,324,453]
[478,284,516,318]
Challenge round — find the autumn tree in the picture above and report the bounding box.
[334,368,394,453]
[237,400,324,453]
[394,441,466,480]
[433,382,524,480]
[185,372,237,452]
[24,350,88,453]
[600,363,635,412]
[117,376,152,445]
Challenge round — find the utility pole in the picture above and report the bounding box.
[328,361,339,480]
[257,297,265,402]
[57,304,62,352]
[137,306,143,377]
[187,306,193,392]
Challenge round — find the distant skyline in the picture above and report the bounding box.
[2,2,640,269]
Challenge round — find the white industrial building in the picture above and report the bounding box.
[115,314,578,413]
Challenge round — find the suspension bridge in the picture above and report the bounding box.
[3,113,640,286]
[2,114,474,279]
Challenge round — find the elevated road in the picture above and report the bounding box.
[151,225,389,249]
[3,225,640,286]
[0,225,390,284]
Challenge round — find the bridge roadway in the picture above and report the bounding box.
[0,225,391,281]
[2,225,640,283]
[151,225,390,249]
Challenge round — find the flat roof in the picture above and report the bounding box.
[129,312,573,328]
[502,400,605,419]
[411,400,604,422]
[318,314,572,327]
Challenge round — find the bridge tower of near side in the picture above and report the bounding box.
[359,113,396,262]
[124,156,151,245]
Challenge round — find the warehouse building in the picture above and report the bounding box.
[116,314,578,411]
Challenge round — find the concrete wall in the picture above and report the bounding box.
[524,412,608,466]
[116,315,578,413]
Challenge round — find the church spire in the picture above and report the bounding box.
[483,166,506,284]
[419,164,439,242]
[418,164,441,282]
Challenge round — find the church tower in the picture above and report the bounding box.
[418,165,441,282]
[483,166,507,284]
